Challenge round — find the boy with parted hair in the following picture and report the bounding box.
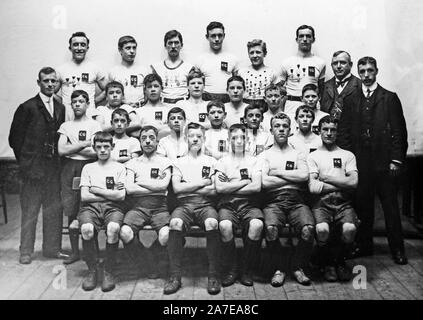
[216,123,264,287]
[308,115,358,282]
[58,89,102,264]
[78,131,126,292]
[204,101,229,160]
[224,75,249,128]
[157,107,189,161]
[300,83,328,134]
[289,104,322,155]
[110,108,141,163]
[243,103,273,156]
[120,125,173,279]
[164,122,221,295]
[260,112,315,286]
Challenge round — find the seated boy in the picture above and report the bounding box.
[120,125,173,279]
[78,131,126,292]
[243,103,273,156]
[223,76,248,128]
[204,101,229,160]
[58,89,101,264]
[164,122,221,295]
[110,108,141,163]
[216,124,264,287]
[260,112,315,286]
[300,83,328,134]
[157,107,189,161]
[307,116,358,282]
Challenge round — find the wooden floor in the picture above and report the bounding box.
[1,194,422,300]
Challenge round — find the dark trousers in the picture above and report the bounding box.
[356,152,405,254]
[19,169,63,256]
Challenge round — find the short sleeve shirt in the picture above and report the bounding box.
[215,154,261,181]
[136,104,171,128]
[223,102,248,128]
[176,100,210,129]
[238,65,280,100]
[111,136,141,162]
[204,128,229,159]
[151,61,193,100]
[156,135,189,162]
[80,161,126,192]
[57,118,102,160]
[125,154,173,196]
[245,128,273,156]
[289,132,322,155]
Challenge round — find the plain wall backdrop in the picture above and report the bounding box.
[1,0,422,158]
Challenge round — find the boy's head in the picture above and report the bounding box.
[301,83,319,109]
[106,81,124,108]
[186,122,205,153]
[265,84,285,111]
[270,112,291,145]
[207,101,226,128]
[92,131,114,161]
[319,115,338,146]
[144,73,163,103]
[167,107,186,134]
[226,75,245,103]
[187,69,205,99]
[206,21,225,52]
[118,35,137,64]
[70,89,89,118]
[68,32,89,63]
[295,105,315,133]
[139,125,159,155]
[229,123,247,153]
[244,103,263,130]
[247,39,267,68]
[111,108,130,135]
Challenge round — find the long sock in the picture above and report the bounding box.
[221,238,237,274]
[266,239,283,274]
[167,230,184,277]
[105,242,119,272]
[206,230,220,276]
[291,237,314,271]
[68,228,80,256]
[82,237,97,269]
[123,238,141,265]
[242,238,261,275]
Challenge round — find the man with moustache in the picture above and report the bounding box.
[338,56,408,265]
[320,51,361,120]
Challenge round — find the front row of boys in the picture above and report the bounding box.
[66,85,359,294]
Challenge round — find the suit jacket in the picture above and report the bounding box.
[9,94,65,180]
[320,75,361,119]
[337,85,408,171]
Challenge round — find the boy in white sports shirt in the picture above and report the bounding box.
[110,108,141,163]
[135,73,171,139]
[262,84,286,133]
[164,122,221,295]
[120,125,173,279]
[58,90,101,265]
[176,69,210,129]
[307,116,358,282]
[216,124,264,287]
[157,107,189,161]
[94,81,139,133]
[301,83,328,134]
[109,35,150,107]
[151,30,193,104]
[224,75,249,128]
[260,112,315,286]
[289,105,322,155]
[204,101,229,160]
[78,132,126,292]
[243,103,273,156]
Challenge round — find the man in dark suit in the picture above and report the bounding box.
[337,57,408,264]
[320,51,361,120]
[9,67,69,264]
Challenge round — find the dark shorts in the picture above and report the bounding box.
[218,195,264,231]
[263,189,315,234]
[60,158,94,218]
[78,201,125,232]
[123,195,170,232]
[171,195,218,231]
[313,191,359,227]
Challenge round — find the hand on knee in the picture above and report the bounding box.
[81,223,94,240]
[69,219,79,230]
[204,218,218,231]
[119,225,134,244]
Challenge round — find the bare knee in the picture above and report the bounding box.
[204,218,218,231]
[248,219,263,240]
[315,223,330,244]
[301,225,315,242]
[266,225,278,241]
[106,222,120,243]
[219,220,233,242]
[158,226,169,246]
[120,225,134,244]
[169,218,184,231]
[81,223,94,240]
[69,219,79,230]
[342,223,357,243]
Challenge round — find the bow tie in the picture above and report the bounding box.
[336,78,349,88]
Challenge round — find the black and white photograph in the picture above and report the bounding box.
[0,0,422,307]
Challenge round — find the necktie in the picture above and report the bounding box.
[336,80,345,88]
[48,97,54,117]
[366,88,371,98]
